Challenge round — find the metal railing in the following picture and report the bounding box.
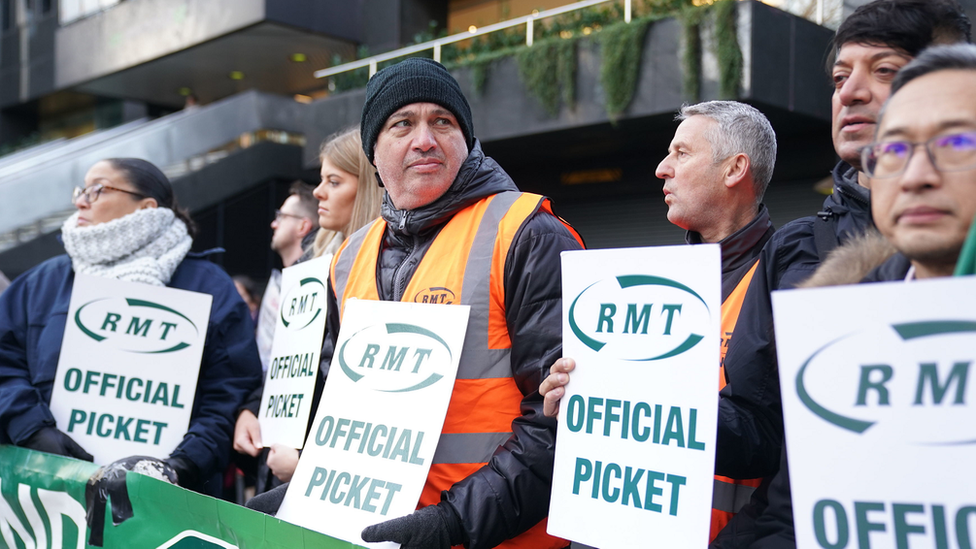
[313,0,629,81]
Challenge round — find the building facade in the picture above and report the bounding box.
[0,0,940,281]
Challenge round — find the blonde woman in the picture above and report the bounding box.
[310,127,384,258]
[235,128,383,492]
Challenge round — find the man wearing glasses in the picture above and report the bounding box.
[270,182,319,269]
[257,182,320,371]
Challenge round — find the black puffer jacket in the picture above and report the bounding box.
[749,237,909,549]
[717,162,874,482]
[322,140,582,549]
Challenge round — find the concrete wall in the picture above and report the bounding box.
[55,0,265,89]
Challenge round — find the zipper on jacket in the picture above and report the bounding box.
[392,234,420,301]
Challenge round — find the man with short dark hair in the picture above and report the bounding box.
[725,0,970,477]
[722,2,971,547]
[234,181,320,491]
[751,42,976,549]
[270,181,318,268]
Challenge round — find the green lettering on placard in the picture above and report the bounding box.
[813,499,849,549]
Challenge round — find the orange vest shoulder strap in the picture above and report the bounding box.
[332,218,386,319]
[718,258,761,389]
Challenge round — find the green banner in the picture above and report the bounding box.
[0,445,363,549]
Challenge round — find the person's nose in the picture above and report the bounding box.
[897,144,941,192]
[655,155,674,180]
[412,123,437,152]
[837,68,872,107]
[74,193,90,210]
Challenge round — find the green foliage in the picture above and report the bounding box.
[322,0,740,120]
[681,19,702,102]
[678,4,706,102]
[599,17,653,119]
[516,37,577,116]
[713,0,743,99]
[330,46,371,94]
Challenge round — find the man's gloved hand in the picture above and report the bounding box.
[85,456,178,547]
[22,427,94,461]
[244,482,289,516]
[361,503,465,549]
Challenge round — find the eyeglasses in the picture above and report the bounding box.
[72,184,147,205]
[861,131,976,178]
[274,209,306,222]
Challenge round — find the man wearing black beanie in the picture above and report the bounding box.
[350,57,583,549]
[246,58,583,549]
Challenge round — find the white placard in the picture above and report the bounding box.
[277,299,469,548]
[549,245,721,549]
[773,277,976,549]
[258,255,331,449]
[49,273,212,465]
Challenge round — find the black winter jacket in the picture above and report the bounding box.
[685,204,775,304]
[717,162,873,482]
[320,140,582,549]
[749,250,910,549]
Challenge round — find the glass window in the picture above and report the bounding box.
[59,0,121,25]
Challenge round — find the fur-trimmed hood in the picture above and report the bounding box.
[797,230,898,288]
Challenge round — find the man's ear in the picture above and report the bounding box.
[724,153,751,190]
[299,217,315,237]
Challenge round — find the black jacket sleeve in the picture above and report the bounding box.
[716,218,823,479]
[750,448,794,549]
[442,212,582,549]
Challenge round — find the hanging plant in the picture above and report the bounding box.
[679,6,705,102]
[599,17,653,119]
[516,37,577,116]
[713,0,743,99]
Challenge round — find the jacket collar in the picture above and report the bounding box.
[685,204,774,275]
[380,139,519,236]
[827,161,871,214]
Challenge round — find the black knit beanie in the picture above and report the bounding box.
[361,58,474,163]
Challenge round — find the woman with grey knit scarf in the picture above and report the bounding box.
[0,158,262,499]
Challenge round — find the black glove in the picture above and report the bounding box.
[162,454,199,489]
[361,503,465,549]
[21,427,94,462]
[245,482,289,516]
[85,455,178,547]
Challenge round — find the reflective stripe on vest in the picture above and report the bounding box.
[330,191,570,549]
[710,258,764,542]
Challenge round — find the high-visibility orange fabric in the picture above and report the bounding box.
[332,193,571,549]
[711,260,763,541]
[441,378,522,434]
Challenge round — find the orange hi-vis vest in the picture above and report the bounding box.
[331,191,580,549]
[710,259,764,541]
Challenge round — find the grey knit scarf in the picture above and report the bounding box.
[61,208,192,286]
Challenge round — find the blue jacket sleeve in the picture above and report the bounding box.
[168,261,263,485]
[0,271,58,444]
[0,260,73,445]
